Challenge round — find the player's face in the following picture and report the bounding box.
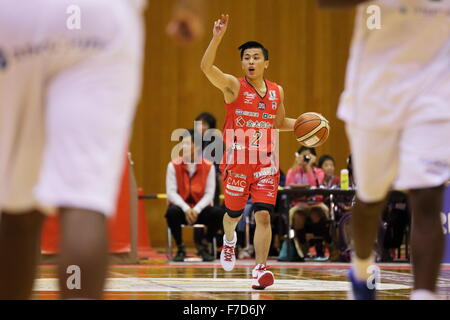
[321,159,335,177]
[241,48,269,79]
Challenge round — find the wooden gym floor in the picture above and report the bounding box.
[32,260,450,300]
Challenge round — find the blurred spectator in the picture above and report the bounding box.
[195,112,223,164]
[195,112,224,206]
[286,147,331,260]
[165,129,224,262]
[305,207,332,260]
[286,146,323,187]
[318,155,340,188]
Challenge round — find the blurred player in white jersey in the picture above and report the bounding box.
[318,0,450,299]
[0,0,147,299]
[0,0,207,300]
[0,0,205,300]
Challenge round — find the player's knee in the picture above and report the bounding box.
[356,186,389,204]
[253,203,274,226]
[225,207,244,219]
[255,211,271,226]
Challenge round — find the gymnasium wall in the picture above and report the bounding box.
[130,0,356,247]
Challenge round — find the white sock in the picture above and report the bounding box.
[352,253,375,281]
[410,290,437,300]
[224,232,237,245]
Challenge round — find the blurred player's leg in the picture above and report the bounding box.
[58,209,108,299]
[409,186,444,300]
[351,199,387,263]
[396,120,450,299]
[34,1,144,299]
[0,211,44,299]
[346,125,400,299]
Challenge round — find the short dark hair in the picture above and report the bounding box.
[297,146,317,156]
[195,112,217,129]
[318,155,335,169]
[238,41,269,61]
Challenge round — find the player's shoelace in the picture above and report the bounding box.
[254,264,271,274]
[223,245,235,261]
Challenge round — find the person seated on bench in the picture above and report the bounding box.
[286,146,330,259]
[165,129,224,262]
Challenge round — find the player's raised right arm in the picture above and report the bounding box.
[200,14,239,101]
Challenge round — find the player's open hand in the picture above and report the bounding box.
[213,14,229,39]
[167,7,204,45]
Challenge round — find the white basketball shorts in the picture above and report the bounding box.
[346,119,450,203]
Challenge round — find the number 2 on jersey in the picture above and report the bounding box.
[251,130,262,147]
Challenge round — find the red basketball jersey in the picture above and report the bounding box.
[222,77,280,162]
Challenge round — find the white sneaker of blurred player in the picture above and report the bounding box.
[220,232,237,271]
[252,264,274,290]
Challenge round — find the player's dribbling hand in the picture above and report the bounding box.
[213,14,229,39]
[167,7,204,45]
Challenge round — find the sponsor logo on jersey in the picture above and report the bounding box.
[226,184,245,193]
[246,120,272,129]
[228,171,247,179]
[256,178,276,192]
[236,109,259,118]
[225,189,244,197]
[244,92,257,104]
[272,102,278,110]
[263,113,276,119]
[254,167,278,178]
[230,143,245,151]
[258,102,266,110]
[235,116,246,127]
[269,90,277,101]
[244,92,257,99]
[226,176,247,188]
[259,177,275,185]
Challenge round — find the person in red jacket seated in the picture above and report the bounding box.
[165,129,224,262]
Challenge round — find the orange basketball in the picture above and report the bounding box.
[294,112,330,147]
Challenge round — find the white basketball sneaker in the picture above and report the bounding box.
[220,232,237,271]
[252,264,274,290]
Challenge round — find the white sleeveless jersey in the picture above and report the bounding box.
[338,0,450,129]
[0,0,145,213]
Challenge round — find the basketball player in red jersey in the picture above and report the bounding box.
[201,14,298,290]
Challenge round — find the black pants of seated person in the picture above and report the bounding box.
[165,205,224,250]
